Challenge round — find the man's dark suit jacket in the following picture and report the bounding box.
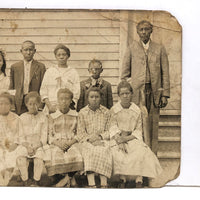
[77,78,113,112]
[9,60,46,115]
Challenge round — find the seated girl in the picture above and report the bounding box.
[17,91,48,186]
[109,81,162,188]
[0,92,26,186]
[40,44,80,114]
[76,87,112,188]
[46,88,83,187]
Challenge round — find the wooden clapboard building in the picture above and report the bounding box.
[0,9,181,186]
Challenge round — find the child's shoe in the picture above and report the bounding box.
[30,179,40,187]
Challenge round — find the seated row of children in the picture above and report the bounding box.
[0,81,162,188]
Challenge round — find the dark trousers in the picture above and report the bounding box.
[20,95,28,114]
[13,95,28,115]
[145,83,160,155]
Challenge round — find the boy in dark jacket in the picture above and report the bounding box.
[77,59,113,111]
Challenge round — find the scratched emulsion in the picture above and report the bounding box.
[10,21,18,32]
[0,9,181,188]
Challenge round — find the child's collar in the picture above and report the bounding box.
[86,104,104,113]
[90,77,103,86]
[112,101,140,115]
[24,59,33,65]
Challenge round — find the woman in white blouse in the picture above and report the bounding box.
[0,50,9,93]
[40,44,80,114]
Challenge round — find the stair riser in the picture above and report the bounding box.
[158,141,181,153]
[159,115,181,123]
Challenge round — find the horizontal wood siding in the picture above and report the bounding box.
[0,10,120,102]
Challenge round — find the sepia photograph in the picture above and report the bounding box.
[0,9,182,188]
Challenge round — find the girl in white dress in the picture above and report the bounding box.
[110,81,162,188]
[40,44,80,114]
[17,91,48,186]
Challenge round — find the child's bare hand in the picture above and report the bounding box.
[63,144,70,151]
[58,140,67,151]
[112,133,120,140]
[60,145,66,151]
[92,140,104,146]
[120,131,131,137]
[88,135,102,143]
[115,136,127,144]
[63,141,72,151]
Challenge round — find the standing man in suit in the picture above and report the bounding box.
[121,20,170,154]
[10,40,46,115]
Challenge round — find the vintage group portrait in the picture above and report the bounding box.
[0,9,181,188]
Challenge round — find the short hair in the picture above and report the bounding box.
[117,80,133,95]
[88,59,103,69]
[0,50,6,76]
[136,20,153,31]
[54,44,70,57]
[86,86,103,99]
[57,88,73,100]
[22,40,35,49]
[24,91,41,105]
[0,92,13,104]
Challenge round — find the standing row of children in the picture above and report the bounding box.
[0,40,162,188]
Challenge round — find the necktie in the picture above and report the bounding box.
[145,53,151,83]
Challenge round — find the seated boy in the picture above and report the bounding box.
[9,40,46,115]
[77,59,113,111]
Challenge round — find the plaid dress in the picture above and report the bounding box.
[45,109,83,176]
[76,105,112,178]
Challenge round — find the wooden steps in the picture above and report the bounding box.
[158,136,181,142]
[157,109,181,159]
[157,152,181,159]
[159,121,181,127]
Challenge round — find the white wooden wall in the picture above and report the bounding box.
[0,9,121,103]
